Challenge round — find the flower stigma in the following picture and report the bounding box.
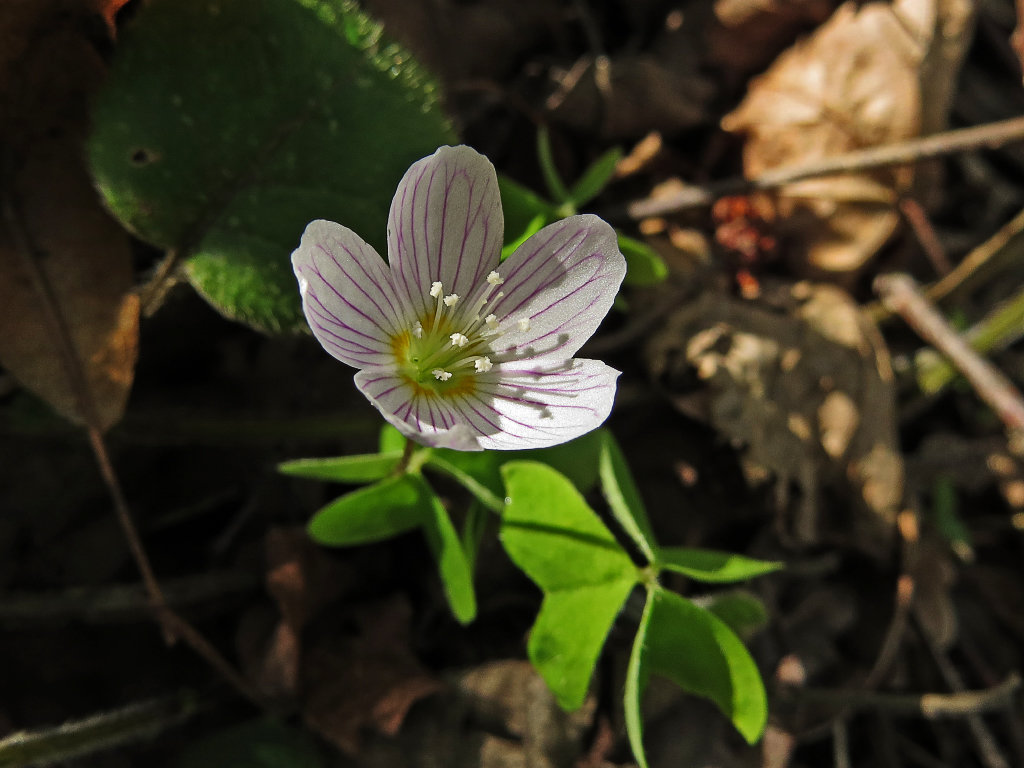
[392,275,525,395]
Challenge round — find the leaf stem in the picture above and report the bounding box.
[425,454,506,513]
[537,126,571,204]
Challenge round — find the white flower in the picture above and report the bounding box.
[291,145,626,450]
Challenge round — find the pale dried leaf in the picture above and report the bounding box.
[721,0,974,280]
[647,283,903,551]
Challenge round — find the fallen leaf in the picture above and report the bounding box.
[242,527,354,699]
[647,283,903,551]
[0,0,138,430]
[721,0,974,282]
[302,596,441,754]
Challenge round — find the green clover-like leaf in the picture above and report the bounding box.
[500,461,638,710]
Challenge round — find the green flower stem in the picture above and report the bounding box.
[537,127,571,204]
[425,454,506,513]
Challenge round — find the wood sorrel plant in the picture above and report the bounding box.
[284,146,777,767]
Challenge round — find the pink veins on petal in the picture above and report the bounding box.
[291,144,626,450]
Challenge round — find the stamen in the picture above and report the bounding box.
[518,317,531,332]
[432,369,452,381]
[485,314,499,330]
[429,282,443,298]
[487,271,503,286]
[450,333,469,348]
[412,321,423,338]
[474,357,493,373]
[443,293,459,307]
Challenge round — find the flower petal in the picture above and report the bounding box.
[354,367,485,450]
[451,358,620,450]
[387,145,503,320]
[487,215,625,363]
[292,220,407,369]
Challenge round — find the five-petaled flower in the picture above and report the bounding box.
[291,145,625,450]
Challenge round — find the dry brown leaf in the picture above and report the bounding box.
[647,283,903,552]
[241,527,354,699]
[0,0,138,430]
[721,0,974,282]
[302,596,442,754]
[348,659,596,768]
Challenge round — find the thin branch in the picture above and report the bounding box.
[900,197,952,276]
[875,273,1024,434]
[781,673,1022,719]
[624,115,1024,219]
[913,607,1014,768]
[0,570,257,626]
[928,206,1024,306]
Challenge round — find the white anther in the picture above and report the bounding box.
[450,333,469,348]
[430,282,443,298]
[518,317,531,332]
[432,369,452,381]
[484,314,499,330]
[412,321,423,338]
[487,271,503,286]
[474,357,493,373]
[443,293,459,307]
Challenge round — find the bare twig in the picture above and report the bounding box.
[917,283,1024,394]
[781,673,1022,719]
[624,115,1024,219]
[900,198,952,276]
[875,273,1024,435]
[913,606,1014,768]
[0,570,258,626]
[928,206,1024,306]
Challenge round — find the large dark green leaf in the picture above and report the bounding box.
[89,0,453,331]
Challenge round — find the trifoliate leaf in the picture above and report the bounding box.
[501,461,638,710]
[625,586,767,765]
